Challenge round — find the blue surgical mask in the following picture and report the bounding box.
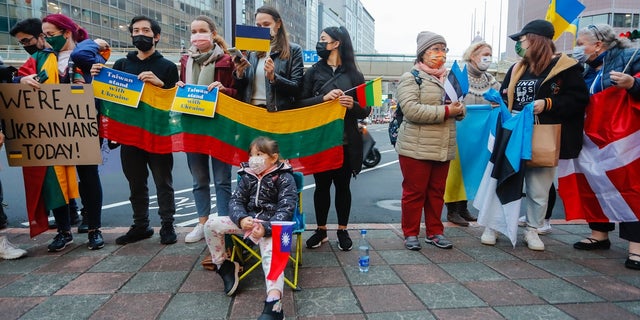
[572,45,587,64]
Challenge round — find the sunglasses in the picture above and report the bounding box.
[588,25,605,41]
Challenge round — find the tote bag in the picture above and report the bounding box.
[526,116,561,167]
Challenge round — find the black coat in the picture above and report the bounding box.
[501,54,589,159]
[298,60,371,175]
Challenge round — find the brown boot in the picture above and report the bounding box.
[446,203,469,226]
[457,201,477,221]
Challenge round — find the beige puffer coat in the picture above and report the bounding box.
[395,67,461,161]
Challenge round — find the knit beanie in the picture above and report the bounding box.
[416,31,446,56]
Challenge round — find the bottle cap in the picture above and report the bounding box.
[361,229,367,235]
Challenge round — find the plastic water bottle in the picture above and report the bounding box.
[358,229,370,272]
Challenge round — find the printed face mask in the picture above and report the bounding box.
[515,41,526,58]
[248,156,267,174]
[45,34,66,52]
[426,52,446,69]
[477,56,492,71]
[132,35,154,52]
[572,45,587,64]
[315,41,331,60]
[190,33,213,51]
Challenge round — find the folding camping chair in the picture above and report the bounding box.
[229,172,305,290]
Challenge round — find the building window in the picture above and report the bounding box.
[613,13,634,28]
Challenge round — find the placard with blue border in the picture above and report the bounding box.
[92,67,144,108]
[171,84,219,118]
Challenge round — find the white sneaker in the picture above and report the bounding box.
[524,228,545,251]
[480,228,497,245]
[518,216,527,227]
[185,223,205,243]
[536,219,552,235]
[0,236,27,260]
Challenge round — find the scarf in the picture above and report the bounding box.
[416,61,446,83]
[184,44,225,85]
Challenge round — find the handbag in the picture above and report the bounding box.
[527,116,561,167]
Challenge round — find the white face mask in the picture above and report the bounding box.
[477,56,492,71]
[248,156,267,174]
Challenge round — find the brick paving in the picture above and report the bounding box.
[0,222,639,319]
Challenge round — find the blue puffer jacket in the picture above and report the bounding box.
[599,46,640,100]
[229,161,298,237]
[70,39,107,84]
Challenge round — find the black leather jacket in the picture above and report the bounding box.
[235,43,304,111]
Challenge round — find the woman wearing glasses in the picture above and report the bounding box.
[500,20,589,251]
[396,31,465,251]
[571,23,640,270]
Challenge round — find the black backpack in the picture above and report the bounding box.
[388,69,422,146]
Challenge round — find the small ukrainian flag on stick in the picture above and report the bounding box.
[235,25,271,52]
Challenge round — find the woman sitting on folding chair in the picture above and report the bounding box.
[203,136,297,320]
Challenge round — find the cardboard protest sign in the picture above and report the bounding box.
[92,67,144,108]
[171,84,218,117]
[0,83,102,166]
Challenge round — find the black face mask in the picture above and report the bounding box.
[315,41,331,60]
[132,35,154,52]
[23,44,38,55]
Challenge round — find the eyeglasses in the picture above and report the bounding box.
[17,36,35,46]
[43,31,63,39]
[427,47,449,54]
[588,25,605,41]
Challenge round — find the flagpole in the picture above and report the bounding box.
[343,77,382,94]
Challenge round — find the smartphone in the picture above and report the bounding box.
[34,69,48,83]
[227,47,243,62]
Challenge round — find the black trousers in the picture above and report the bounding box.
[589,221,640,243]
[76,165,102,229]
[313,146,352,227]
[120,145,175,226]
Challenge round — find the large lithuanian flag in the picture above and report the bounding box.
[100,84,346,175]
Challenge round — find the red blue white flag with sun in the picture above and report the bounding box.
[267,221,295,281]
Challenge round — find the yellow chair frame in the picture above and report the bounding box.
[229,172,304,290]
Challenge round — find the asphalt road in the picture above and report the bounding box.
[0,123,566,229]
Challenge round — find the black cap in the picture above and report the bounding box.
[509,19,555,41]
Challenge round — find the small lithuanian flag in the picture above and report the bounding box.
[355,77,382,108]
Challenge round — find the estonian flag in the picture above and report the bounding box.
[444,60,469,103]
[474,90,533,246]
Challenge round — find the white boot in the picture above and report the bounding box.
[185,223,205,243]
[0,236,27,260]
[480,228,497,245]
[524,228,545,251]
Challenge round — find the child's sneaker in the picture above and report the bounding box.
[258,299,284,320]
[425,234,453,249]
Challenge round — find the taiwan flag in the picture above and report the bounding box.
[267,221,295,281]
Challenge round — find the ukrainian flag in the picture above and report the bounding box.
[545,0,585,40]
[235,25,271,52]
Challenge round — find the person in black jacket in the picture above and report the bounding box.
[91,16,179,246]
[299,26,371,251]
[498,20,589,251]
[233,6,303,111]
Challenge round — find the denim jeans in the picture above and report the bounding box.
[186,153,231,218]
[121,145,175,226]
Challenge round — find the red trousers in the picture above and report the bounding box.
[399,155,450,237]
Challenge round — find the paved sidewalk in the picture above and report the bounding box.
[0,221,639,319]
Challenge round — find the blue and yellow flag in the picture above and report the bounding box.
[235,25,271,52]
[545,0,585,40]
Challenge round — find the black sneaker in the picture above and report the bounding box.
[88,230,104,250]
[306,228,328,249]
[217,259,240,296]
[336,229,353,251]
[115,225,154,245]
[48,232,73,252]
[159,224,177,245]
[257,299,284,320]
